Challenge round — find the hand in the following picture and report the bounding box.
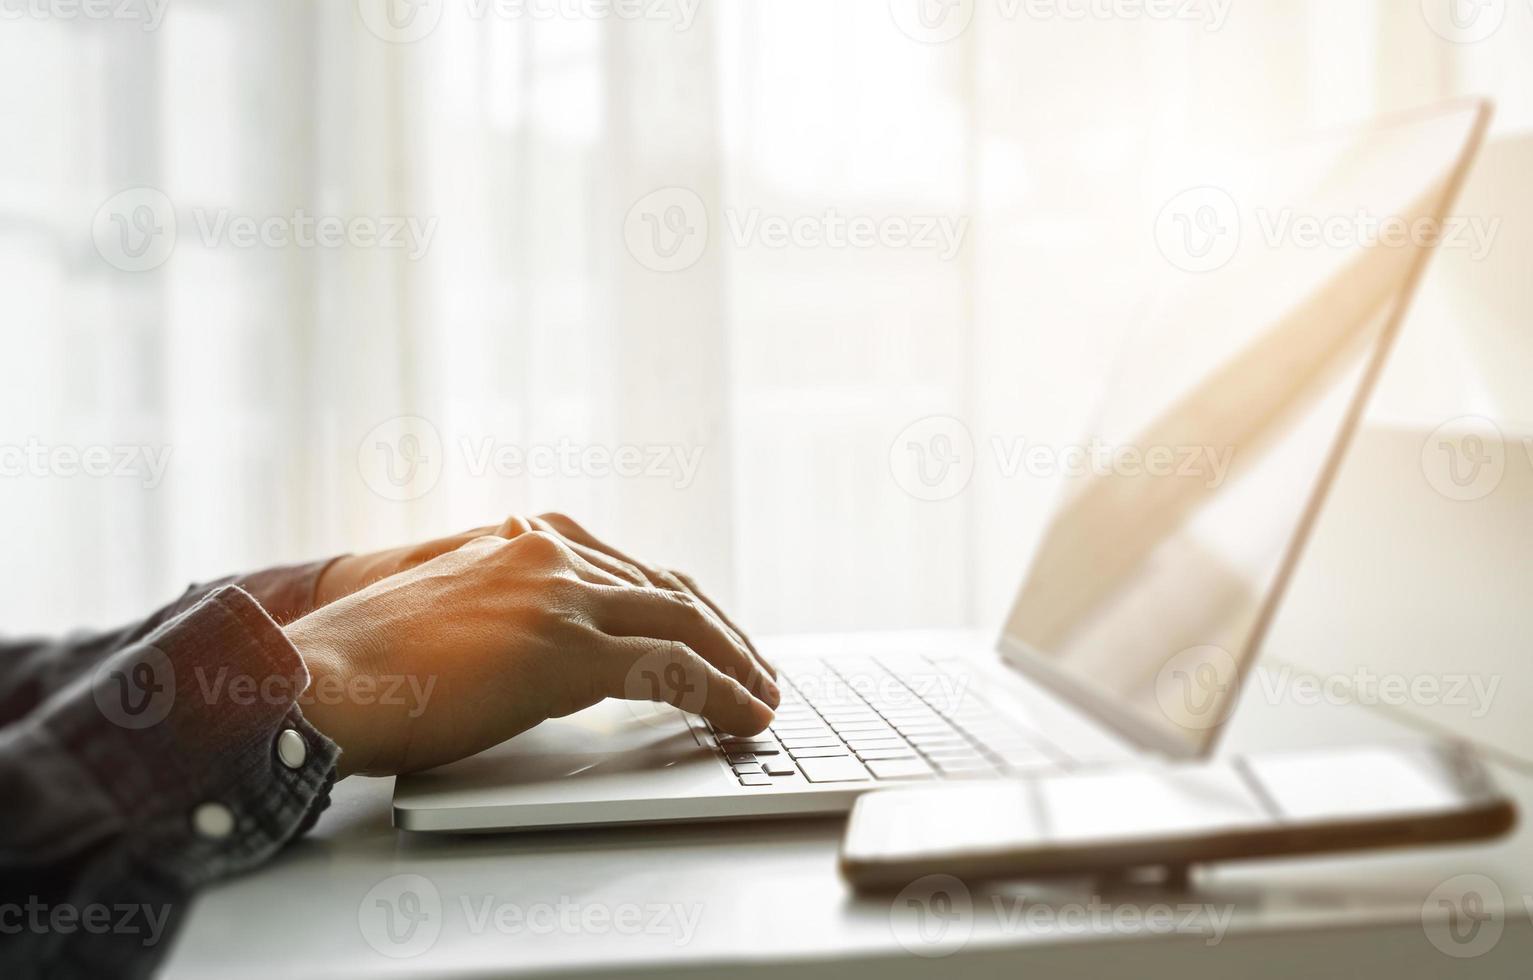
[316,512,775,682]
[286,529,779,777]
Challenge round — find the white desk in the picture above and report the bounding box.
[161,630,1532,979]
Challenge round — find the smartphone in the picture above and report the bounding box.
[840,742,1516,891]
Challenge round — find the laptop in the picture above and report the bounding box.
[394,99,1492,833]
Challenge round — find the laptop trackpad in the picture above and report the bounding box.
[397,700,714,796]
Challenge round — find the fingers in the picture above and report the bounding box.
[600,636,773,736]
[567,542,649,587]
[591,585,780,708]
[665,569,775,680]
[534,512,774,680]
[535,513,665,587]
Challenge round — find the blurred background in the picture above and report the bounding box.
[2,0,1530,641]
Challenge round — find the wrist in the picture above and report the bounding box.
[285,620,362,778]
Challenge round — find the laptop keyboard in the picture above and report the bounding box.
[703,654,1072,787]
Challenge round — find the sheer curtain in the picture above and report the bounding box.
[3,0,1529,635]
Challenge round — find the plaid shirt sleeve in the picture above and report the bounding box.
[0,584,342,980]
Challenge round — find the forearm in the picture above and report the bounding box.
[0,587,339,978]
[0,557,341,726]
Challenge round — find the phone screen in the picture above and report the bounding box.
[849,745,1487,860]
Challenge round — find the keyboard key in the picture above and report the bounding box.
[922,746,985,761]
[855,746,917,761]
[772,721,831,733]
[798,757,872,783]
[993,742,1057,768]
[726,753,757,765]
[774,730,835,743]
[844,736,906,751]
[868,758,935,780]
[831,720,896,734]
[894,723,956,736]
[906,732,967,749]
[933,757,997,775]
[788,745,850,759]
[738,773,774,786]
[718,739,779,754]
[731,762,764,775]
[762,760,797,776]
[780,736,842,749]
[819,710,880,723]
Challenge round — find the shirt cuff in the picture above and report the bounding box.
[38,585,341,889]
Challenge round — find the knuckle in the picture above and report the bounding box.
[516,529,565,560]
[616,561,646,583]
[537,511,579,532]
[497,514,534,537]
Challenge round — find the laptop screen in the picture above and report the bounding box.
[999,102,1489,758]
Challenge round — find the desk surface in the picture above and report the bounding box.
[161,631,1532,979]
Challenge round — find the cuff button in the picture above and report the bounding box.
[192,801,235,840]
[276,728,308,769]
